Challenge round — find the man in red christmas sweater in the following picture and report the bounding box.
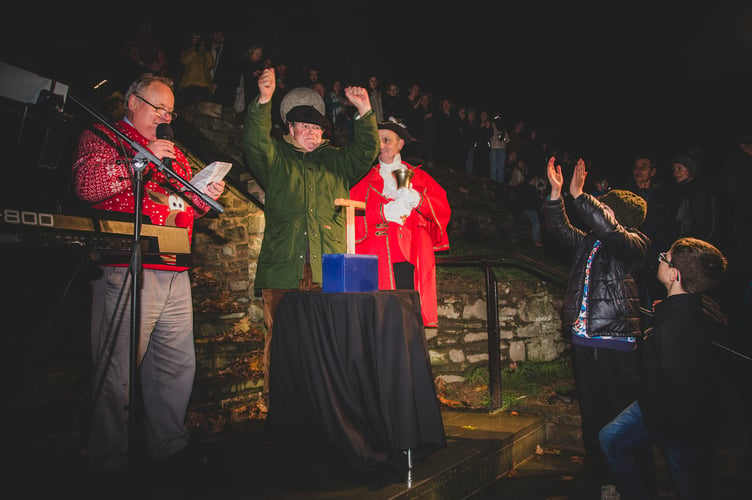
[72,73,224,475]
[350,120,451,327]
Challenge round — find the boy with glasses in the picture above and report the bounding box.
[599,237,728,500]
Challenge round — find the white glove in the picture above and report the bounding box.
[383,188,420,224]
[398,187,420,208]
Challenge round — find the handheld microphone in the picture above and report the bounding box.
[156,123,174,170]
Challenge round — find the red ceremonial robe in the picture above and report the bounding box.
[350,162,450,327]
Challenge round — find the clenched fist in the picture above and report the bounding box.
[344,86,371,116]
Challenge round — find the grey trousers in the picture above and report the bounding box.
[88,266,195,470]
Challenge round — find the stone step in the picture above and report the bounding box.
[508,399,585,453]
[245,409,547,499]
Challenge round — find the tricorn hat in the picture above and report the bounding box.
[378,117,415,143]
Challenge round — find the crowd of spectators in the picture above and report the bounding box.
[111,20,554,181]
[50,16,749,497]
[110,19,749,339]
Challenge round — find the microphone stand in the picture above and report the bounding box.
[68,91,223,461]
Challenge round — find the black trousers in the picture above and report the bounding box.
[393,261,415,290]
[571,343,655,497]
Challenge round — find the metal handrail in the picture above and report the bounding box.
[436,253,569,284]
[436,253,749,410]
[639,307,752,363]
[435,253,567,410]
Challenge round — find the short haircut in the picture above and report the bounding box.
[669,237,727,294]
[633,153,654,165]
[124,73,174,107]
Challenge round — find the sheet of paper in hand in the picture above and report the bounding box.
[191,161,232,191]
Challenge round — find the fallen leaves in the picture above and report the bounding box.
[195,317,265,344]
[185,399,269,441]
[185,410,229,436]
[437,394,467,408]
[194,291,244,313]
[214,350,264,378]
[435,376,470,408]
[535,444,562,455]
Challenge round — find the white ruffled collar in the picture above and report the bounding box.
[379,154,403,199]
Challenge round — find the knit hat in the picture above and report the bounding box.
[599,189,647,228]
[671,146,703,177]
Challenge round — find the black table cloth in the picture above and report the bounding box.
[266,290,446,476]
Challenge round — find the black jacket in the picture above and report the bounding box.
[638,293,725,445]
[670,178,717,243]
[544,193,649,338]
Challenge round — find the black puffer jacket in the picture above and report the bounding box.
[544,194,649,337]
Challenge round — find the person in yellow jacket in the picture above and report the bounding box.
[178,32,214,107]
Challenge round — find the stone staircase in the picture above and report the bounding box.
[245,408,550,500]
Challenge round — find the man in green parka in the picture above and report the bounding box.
[243,67,379,405]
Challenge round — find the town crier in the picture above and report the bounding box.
[350,119,451,327]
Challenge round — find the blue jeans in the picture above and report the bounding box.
[524,209,541,244]
[489,148,506,183]
[599,401,712,500]
[465,148,475,175]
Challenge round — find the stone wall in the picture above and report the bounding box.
[181,101,568,415]
[430,274,566,387]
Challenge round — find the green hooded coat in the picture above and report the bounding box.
[242,98,379,289]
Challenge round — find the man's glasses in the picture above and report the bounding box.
[658,252,676,268]
[134,94,177,120]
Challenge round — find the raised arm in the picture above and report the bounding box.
[344,86,372,117]
[569,158,587,198]
[547,156,564,200]
[257,68,276,104]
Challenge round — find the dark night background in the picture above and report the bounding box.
[3,2,752,182]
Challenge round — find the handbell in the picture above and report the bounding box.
[393,168,414,189]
